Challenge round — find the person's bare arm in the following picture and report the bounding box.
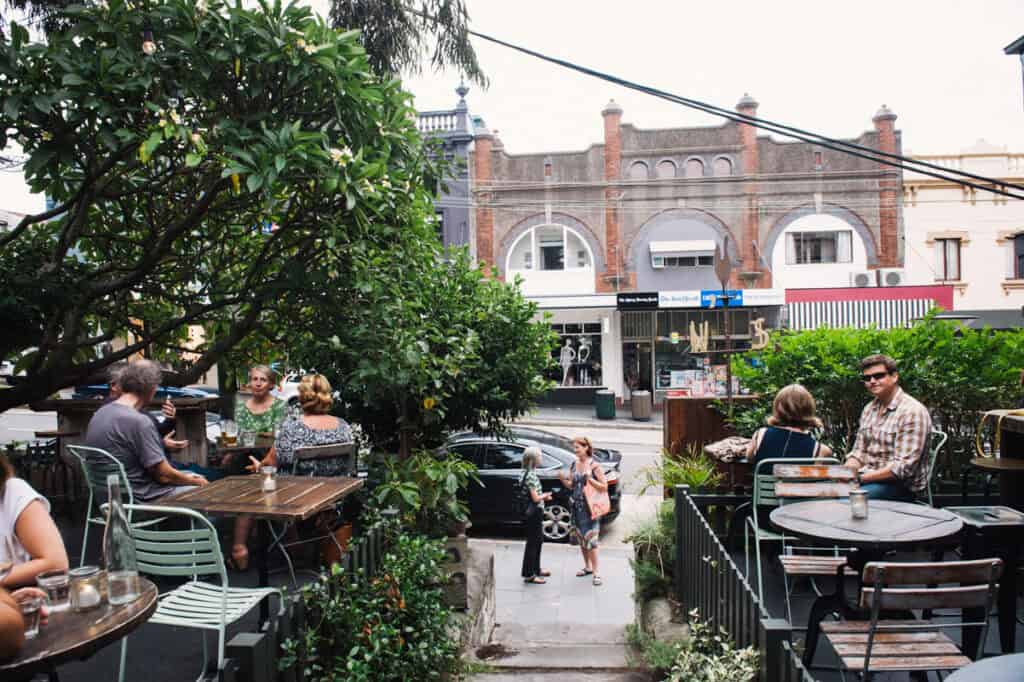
[746,428,765,459]
[0,588,24,660]
[818,443,834,459]
[1,500,69,588]
[147,460,208,487]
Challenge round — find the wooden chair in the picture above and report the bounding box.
[821,558,1002,680]
[269,442,357,584]
[773,462,857,625]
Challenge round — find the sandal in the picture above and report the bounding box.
[538,570,552,577]
[575,568,593,577]
[524,576,547,584]
[592,575,603,586]
[229,544,250,572]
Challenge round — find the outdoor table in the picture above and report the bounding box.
[770,499,963,666]
[0,578,158,681]
[165,475,363,620]
[946,652,1024,681]
[947,505,1024,655]
[964,458,1024,511]
[208,444,271,475]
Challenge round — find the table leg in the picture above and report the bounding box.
[998,542,1018,654]
[257,520,270,624]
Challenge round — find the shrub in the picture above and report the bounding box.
[666,610,759,682]
[372,450,480,537]
[280,524,459,682]
[637,446,724,496]
[627,500,676,601]
[626,623,685,678]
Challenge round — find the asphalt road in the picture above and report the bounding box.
[0,407,57,445]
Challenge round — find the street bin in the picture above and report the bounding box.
[595,389,616,420]
[631,390,652,421]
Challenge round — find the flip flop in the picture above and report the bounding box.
[576,568,593,577]
[525,576,547,584]
[538,570,552,577]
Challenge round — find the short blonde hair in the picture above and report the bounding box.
[298,374,333,415]
[766,384,822,430]
[522,447,542,470]
[250,364,275,382]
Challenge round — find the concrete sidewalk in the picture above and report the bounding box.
[515,405,661,432]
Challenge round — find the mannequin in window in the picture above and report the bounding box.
[559,338,576,385]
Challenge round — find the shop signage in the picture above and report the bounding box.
[658,290,702,308]
[701,290,743,308]
[657,289,786,309]
[617,292,659,309]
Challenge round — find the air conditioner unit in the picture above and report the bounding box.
[877,268,906,287]
[849,271,876,288]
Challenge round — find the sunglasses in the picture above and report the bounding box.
[861,371,889,383]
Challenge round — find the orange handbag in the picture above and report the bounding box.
[583,465,611,520]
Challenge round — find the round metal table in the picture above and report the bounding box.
[0,579,158,680]
[947,653,1024,681]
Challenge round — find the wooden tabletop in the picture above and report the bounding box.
[770,499,963,549]
[33,430,80,439]
[772,464,856,481]
[968,457,1024,473]
[0,579,157,677]
[164,475,363,521]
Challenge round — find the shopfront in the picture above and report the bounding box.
[619,289,785,404]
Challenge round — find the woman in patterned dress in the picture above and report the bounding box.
[557,436,608,586]
[234,365,287,437]
[230,374,351,569]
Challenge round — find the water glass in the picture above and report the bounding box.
[850,489,869,520]
[36,569,70,613]
[69,565,104,611]
[240,431,256,447]
[261,466,278,492]
[19,594,43,638]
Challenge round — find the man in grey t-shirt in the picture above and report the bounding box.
[85,360,207,501]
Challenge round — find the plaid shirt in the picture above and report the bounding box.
[849,387,932,493]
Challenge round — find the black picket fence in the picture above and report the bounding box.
[674,485,817,682]
[218,515,392,682]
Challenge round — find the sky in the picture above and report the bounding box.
[5,0,1024,212]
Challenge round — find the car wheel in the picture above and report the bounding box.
[543,504,572,542]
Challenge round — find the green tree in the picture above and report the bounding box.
[292,246,557,456]
[0,0,440,412]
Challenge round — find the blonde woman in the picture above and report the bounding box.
[558,436,608,586]
[235,365,287,436]
[232,375,352,569]
[520,447,553,584]
[745,384,833,467]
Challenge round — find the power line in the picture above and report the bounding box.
[427,14,1024,202]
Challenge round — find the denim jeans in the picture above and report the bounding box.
[860,479,916,502]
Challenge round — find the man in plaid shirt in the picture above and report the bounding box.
[844,354,932,501]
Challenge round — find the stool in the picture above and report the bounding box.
[947,505,1024,655]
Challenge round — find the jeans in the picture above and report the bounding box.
[521,505,544,578]
[860,480,916,502]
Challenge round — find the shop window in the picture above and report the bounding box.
[506,225,594,274]
[1015,235,1024,278]
[549,323,603,387]
[685,158,704,178]
[656,160,677,179]
[628,161,649,180]
[935,238,960,281]
[653,255,714,268]
[786,230,853,264]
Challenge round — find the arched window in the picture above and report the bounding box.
[656,160,677,179]
[628,161,649,180]
[507,224,594,272]
[684,158,704,179]
[713,157,733,176]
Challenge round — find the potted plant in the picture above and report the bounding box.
[637,445,724,498]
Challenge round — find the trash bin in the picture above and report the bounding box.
[631,390,652,421]
[595,389,616,420]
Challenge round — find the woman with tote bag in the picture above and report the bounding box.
[558,436,609,586]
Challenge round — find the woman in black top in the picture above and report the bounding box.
[746,384,833,467]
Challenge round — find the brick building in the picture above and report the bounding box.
[470,96,925,404]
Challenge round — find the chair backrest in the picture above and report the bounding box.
[924,429,948,506]
[860,558,1002,612]
[121,503,227,583]
[753,457,839,511]
[26,439,58,465]
[292,442,356,476]
[68,444,135,508]
[773,462,854,499]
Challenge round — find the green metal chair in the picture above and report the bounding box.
[116,503,283,682]
[744,456,840,600]
[67,444,164,566]
[923,429,948,506]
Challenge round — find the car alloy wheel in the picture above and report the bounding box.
[543,504,572,542]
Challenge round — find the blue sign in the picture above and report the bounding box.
[700,290,743,308]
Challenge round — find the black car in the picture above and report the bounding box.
[447,426,624,466]
[440,434,622,542]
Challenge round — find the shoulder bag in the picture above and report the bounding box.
[583,463,611,520]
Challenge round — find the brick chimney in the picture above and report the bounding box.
[873,105,899,267]
[736,93,764,284]
[602,99,623,289]
[473,125,494,269]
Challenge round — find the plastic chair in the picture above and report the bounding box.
[923,429,948,506]
[744,456,839,600]
[269,442,357,584]
[116,503,282,682]
[67,444,164,566]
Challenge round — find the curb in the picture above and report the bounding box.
[514,417,661,432]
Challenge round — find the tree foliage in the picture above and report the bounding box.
[730,315,1024,484]
[0,0,439,411]
[328,0,485,86]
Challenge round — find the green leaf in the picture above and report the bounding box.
[185,152,202,167]
[61,74,87,86]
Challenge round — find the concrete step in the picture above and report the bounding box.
[472,640,643,673]
[470,673,651,682]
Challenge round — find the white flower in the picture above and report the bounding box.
[329,146,352,167]
[303,43,315,54]
[168,110,180,124]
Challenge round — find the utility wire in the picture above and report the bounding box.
[429,15,1024,201]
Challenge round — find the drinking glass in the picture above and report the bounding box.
[36,569,70,612]
[20,594,43,638]
[261,466,278,492]
[240,431,256,447]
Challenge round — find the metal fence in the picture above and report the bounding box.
[219,516,393,682]
[675,484,818,682]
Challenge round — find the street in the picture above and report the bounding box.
[0,407,56,445]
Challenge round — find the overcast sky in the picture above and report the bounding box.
[5,0,1024,212]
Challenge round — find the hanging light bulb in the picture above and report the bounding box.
[141,29,157,56]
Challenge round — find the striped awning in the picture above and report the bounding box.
[787,298,936,331]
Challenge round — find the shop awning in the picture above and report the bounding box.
[649,240,716,255]
[787,298,937,330]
